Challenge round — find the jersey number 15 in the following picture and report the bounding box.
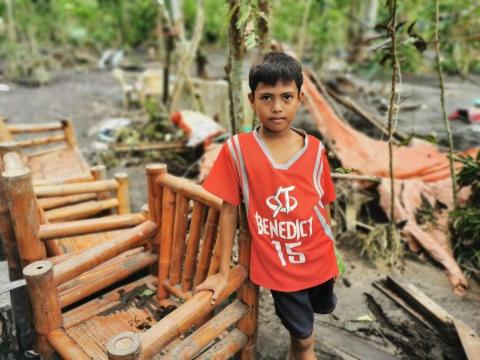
[271,240,306,266]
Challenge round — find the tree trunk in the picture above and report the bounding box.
[226,0,245,135]
[257,0,271,54]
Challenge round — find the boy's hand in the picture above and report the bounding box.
[194,273,228,305]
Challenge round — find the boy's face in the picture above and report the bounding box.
[248,80,304,133]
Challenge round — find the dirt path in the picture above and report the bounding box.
[0,68,479,359]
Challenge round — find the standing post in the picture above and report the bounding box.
[146,164,167,253]
[115,173,130,215]
[23,261,62,359]
[236,206,259,359]
[0,117,14,141]
[2,155,46,267]
[91,165,109,200]
[61,119,78,148]
[0,143,34,353]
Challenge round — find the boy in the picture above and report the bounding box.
[196,52,338,360]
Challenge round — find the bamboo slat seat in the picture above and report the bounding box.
[22,164,259,360]
[0,117,93,184]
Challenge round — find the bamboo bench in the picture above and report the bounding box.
[22,164,259,359]
[0,116,92,185]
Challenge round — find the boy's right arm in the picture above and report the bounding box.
[194,201,238,304]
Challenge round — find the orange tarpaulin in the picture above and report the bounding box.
[302,73,479,294]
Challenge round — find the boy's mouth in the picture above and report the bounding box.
[269,117,286,122]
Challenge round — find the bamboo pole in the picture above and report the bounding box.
[208,233,222,276]
[169,194,189,285]
[39,213,146,239]
[181,201,206,291]
[47,328,91,360]
[27,145,68,159]
[61,119,78,147]
[53,220,157,286]
[193,208,220,288]
[59,252,157,308]
[157,187,176,300]
[146,164,167,254]
[91,164,109,200]
[107,332,141,360]
[138,265,247,359]
[157,173,222,210]
[62,275,157,329]
[38,193,97,210]
[23,260,62,359]
[237,206,259,360]
[115,172,130,215]
[44,198,119,222]
[163,280,191,301]
[111,142,185,152]
[8,122,64,134]
[16,135,66,148]
[434,0,457,209]
[195,328,248,360]
[35,179,118,197]
[2,159,46,266]
[163,300,248,359]
[57,248,145,294]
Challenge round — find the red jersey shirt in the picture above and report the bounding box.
[202,127,338,291]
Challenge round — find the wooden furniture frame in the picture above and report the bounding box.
[1,150,136,262]
[23,164,259,359]
[0,117,92,185]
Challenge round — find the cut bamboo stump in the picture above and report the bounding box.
[107,332,142,360]
[23,260,62,359]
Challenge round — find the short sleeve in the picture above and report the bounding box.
[202,143,241,206]
[321,150,336,204]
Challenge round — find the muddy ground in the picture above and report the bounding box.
[0,63,479,359]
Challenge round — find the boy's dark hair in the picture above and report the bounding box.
[249,52,303,94]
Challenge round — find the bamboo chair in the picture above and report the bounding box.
[1,150,143,266]
[22,164,259,360]
[0,116,92,185]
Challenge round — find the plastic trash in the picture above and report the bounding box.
[171,110,225,147]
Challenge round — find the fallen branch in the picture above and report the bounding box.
[109,141,185,152]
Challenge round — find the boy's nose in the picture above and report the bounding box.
[272,99,282,112]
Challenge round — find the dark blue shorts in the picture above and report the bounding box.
[271,278,337,339]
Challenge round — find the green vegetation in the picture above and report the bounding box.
[451,152,480,277]
[0,0,478,79]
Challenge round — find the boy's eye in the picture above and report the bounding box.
[261,95,271,101]
[283,94,293,100]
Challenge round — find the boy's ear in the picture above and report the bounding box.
[247,92,255,108]
[298,89,305,103]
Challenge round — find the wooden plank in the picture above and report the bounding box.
[454,319,480,360]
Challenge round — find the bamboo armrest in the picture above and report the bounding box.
[156,173,222,210]
[52,220,157,286]
[38,213,146,239]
